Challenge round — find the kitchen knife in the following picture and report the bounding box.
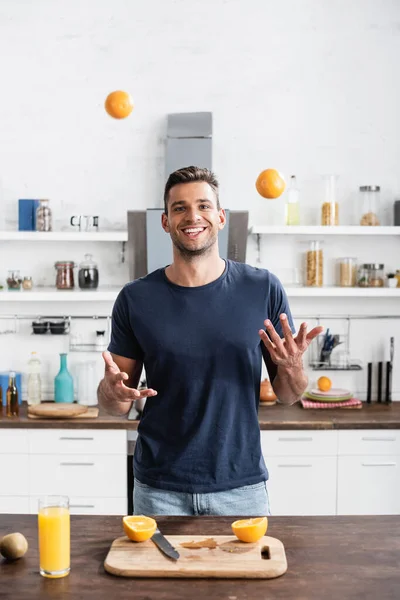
[151,528,180,560]
[367,362,372,403]
[377,362,382,403]
[385,337,394,403]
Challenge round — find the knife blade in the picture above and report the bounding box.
[151,528,180,560]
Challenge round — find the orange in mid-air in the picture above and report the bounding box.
[255,169,286,199]
[105,90,134,119]
[317,376,332,392]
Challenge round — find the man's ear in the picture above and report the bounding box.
[161,212,170,233]
[218,208,226,230]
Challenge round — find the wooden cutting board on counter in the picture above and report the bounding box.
[27,404,99,419]
[104,534,287,579]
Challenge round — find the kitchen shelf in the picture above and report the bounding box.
[0,287,121,302]
[250,226,400,236]
[0,231,128,241]
[284,287,400,297]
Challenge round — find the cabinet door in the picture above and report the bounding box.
[337,455,400,515]
[261,430,338,457]
[0,455,29,495]
[338,430,400,456]
[30,496,127,516]
[0,430,29,454]
[265,456,337,516]
[0,496,30,514]
[28,429,126,455]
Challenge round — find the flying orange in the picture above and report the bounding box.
[255,169,286,199]
[105,91,134,119]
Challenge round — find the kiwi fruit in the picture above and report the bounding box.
[0,532,28,560]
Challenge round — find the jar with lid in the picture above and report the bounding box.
[55,261,75,289]
[321,174,339,226]
[78,254,99,289]
[357,263,384,287]
[7,270,22,290]
[306,241,323,287]
[359,186,381,226]
[22,276,33,290]
[337,258,357,287]
[36,199,52,232]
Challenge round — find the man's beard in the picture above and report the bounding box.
[170,231,217,260]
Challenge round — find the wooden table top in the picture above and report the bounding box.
[0,515,399,599]
[1,401,400,430]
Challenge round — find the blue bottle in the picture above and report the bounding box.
[54,354,74,403]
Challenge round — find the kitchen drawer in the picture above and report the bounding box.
[265,456,337,516]
[30,496,127,516]
[0,455,29,495]
[337,455,400,515]
[28,429,126,455]
[261,430,338,457]
[0,429,29,454]
[29,454,127,497]
[0,496,30,514]
[338,430,400,456]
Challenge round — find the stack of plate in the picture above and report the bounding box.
[304,388,353,403]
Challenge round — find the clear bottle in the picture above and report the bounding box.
[284,175,300,226]
[27,351,42,405]
[36,199,52,232]
[321,175,339,225]
[6,371,19,417]
[337,257,357,287]
[54,353,74,403]
[359,186,381,226]
[306,241,323,286]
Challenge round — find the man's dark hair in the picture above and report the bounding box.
[163,166,220,214]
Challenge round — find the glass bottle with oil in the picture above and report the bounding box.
[284,175,300,226]
[6,371,19,417]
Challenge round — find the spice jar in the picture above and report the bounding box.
[357,263,384,287]
[22,276,33,290]
[6,270,22,290]
[36,199,52,232]
[396,270,400,288]
[306,241,323,287]
[321,175,339,226]
[78,254,99,289]
[337,258,357,287]
[55,261,75,289]
[359,186,381,226]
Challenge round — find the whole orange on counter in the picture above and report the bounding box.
[317,376,332,392]
[231,517,268,543]
[255,169,286,199]
[122,515,157,542]
[105,90,134,119]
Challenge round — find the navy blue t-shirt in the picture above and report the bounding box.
[108,260,295,493]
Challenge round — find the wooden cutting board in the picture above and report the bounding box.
[28,406,99,419]
[104,534,287,579]
[27,403,94,418]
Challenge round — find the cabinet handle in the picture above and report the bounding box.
[59,437,94,441]
[278,437,313,442]
[59,462,95,467]
[277,464,313,468]
[361,437,396,442]
[70,504,95,508]
[361,462,396,467]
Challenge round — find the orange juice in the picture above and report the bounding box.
[38,506,70,578]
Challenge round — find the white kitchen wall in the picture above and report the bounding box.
[0,0,399,400]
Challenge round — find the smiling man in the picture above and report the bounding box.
[98,166,323,516]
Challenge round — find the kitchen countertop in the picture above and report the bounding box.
[0,514,399,599]
[1,401,400,430]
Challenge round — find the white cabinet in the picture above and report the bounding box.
[337,430,400,515]
[261,431,338,516]
[30,496,127,516]
[0,430,30,513]
[28,429,126,455]
[0,496,30,514]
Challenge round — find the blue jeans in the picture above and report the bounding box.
[133,478,271,516]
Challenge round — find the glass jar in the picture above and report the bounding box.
[396,270,400,288]
[36,199,52,232]
[337,258,357,287]
[306,241,323,287]
[321,175,339,225]
[22,276,33,290]
[55,261,75,289]
[78,254,99,289]
[7,270,22,290]
[359,186,380,226]
[357,263,384,287]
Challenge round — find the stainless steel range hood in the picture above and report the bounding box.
[165,112,212,176]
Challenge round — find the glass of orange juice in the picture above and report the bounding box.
[38,495,70,578]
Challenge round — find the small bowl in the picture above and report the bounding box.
[49,320,67,335]
[32,320,49,334]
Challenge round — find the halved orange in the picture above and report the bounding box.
[231,517,268,543]
[122,515,157,542]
